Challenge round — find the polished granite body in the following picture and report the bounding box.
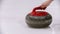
[26,11,52,28]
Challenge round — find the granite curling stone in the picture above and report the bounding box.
[26,11,52,28]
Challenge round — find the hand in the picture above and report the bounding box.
[38,0,53,10]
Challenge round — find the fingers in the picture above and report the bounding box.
[39,0,53,10]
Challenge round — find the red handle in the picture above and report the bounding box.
[32,7,46,12]
[30,7,47,16]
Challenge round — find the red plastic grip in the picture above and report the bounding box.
[30,7,48,16]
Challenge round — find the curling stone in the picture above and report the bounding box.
[25,7,52,28]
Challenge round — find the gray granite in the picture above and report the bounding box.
[26,12,52,28]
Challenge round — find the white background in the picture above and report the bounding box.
[0,0,60,34]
